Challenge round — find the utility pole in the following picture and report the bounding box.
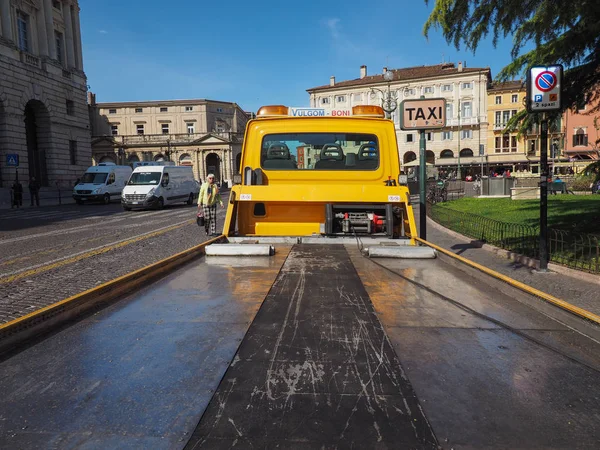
[419,127,427,240]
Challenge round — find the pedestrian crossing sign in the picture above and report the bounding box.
[6,154,19,167]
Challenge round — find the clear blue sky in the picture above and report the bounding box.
[80,0,520,113]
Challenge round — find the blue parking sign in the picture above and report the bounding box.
[534,94,543,102]
[6,154,19,167]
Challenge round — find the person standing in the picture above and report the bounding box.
[11,180,23,208]
[29,177,40,207]
[197,174,224,236]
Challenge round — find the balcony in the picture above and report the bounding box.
[20,51,41,69]
[447,117,479,127]
[118,131,245,146]
[494,122,508,131]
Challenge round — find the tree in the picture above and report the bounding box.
[423,0,600,112]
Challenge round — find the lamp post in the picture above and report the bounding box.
[369,71,398,119]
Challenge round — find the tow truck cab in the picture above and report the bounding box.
[223,105,417,241]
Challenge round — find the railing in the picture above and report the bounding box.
[429,205,600,274]
[115,131,245,146]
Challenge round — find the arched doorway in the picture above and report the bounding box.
[403,151,417,164]
[426,150,435,165]
[179,153,192,166]
[235,153,242,172]
[460,148,474,157]
[154,154,165,161]
[99,155,115,164]
[128,153,140,163]
[0,99,6,186]
[440,149,454,159]
[24,100,51,186]
[205,153,221,182]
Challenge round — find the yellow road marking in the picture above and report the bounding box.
[0,234,223,331]
[415,237,600,325]
[0,219,194,285]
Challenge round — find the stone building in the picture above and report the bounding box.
[89,96,249,185]
[487,81,565,176]
[0,0,90,188]
[307,63,491,179]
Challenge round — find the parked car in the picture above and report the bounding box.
[121,164,199,210]
[73,163,132,205]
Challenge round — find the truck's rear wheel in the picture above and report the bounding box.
[103,194,110,205]
[157,197,164,210]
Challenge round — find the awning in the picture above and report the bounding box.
[402,160,434,167]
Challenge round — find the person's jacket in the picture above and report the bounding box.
[198,182,223,207]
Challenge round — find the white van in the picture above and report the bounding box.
[73,163,133,205]
[121,165,200,210]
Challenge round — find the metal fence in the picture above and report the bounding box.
[429,205,600,274]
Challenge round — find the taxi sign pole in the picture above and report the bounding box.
[539,114,549,271]
[419,128,427,240]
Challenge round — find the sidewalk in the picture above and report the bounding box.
[417,206,600,317]
[0,187,75,210]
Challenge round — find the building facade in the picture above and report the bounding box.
[0,0,90,188]
[487,81,568,176]
[307,63,491,179]
[563,97,599,162]
[89,96,249,185]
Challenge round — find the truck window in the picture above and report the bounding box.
[261,133,379,170]
[128,172,161,185]
[81,172,108,184]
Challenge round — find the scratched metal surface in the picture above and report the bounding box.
[350,247,600,449]
[185,245,438,449]
[0,249,290,449]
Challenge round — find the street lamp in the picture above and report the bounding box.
[369,71,398,119]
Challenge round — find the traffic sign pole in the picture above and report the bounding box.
[419,128,426,240]
[539,114,549,271]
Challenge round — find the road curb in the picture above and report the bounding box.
[426,216,600,286]
[0,235,223,356]
[415,235,600,326]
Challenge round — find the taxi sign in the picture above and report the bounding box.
[399,98,446,130]
[527,65,563,112]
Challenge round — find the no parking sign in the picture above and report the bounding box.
[526,65,563,112]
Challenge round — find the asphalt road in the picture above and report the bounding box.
[0,198,227,324]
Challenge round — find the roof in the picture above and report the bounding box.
[96,99,241,108]
[306,63,491,92]
[488,80,525,93]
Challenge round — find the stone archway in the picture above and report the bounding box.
[24,100,52,186]
[426,150,435,165]
[179,153,192,166]
[0,97,6,186]
[128,153,140,163]
[440,149,454,158]
[205,152,221,182]
[403,151,417,164]
[154,154,165,161]
[460,148,474,157]
[99,155,115,164]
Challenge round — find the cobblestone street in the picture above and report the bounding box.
[0,199,228,324]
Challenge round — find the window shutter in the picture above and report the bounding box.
[573,135,577,147]
[584,135,588,146]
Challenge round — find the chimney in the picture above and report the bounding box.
[330,76,335,87]
[383,67,387,74]
[458,61,463,72]
[360,65,367,79]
